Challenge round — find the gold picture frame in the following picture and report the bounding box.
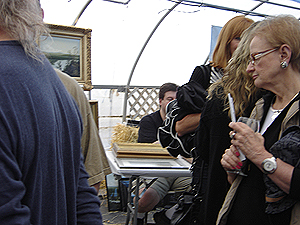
[40,24,93,91]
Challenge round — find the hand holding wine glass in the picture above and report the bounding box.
[227,94,260,176]
[228,117,260,176]
[235,117,260,160]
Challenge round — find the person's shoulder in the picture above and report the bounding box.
[203,86,226,111]
[189,63,212,86]
[206,80,224,99]
[195,63,212,68]
[141,110,160,121]
[140,111,161,124]
[54,68,85,100]
[152,110,161,117]
[193,63,212,73]
[55,68,79,89]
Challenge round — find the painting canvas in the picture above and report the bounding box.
[40,24,92,90]
[41,35,81,77]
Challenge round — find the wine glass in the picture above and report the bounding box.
[229,117,260,176]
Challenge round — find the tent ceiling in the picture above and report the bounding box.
[74,0,300,22]
[41,0,300,87]
[167,0,300,18]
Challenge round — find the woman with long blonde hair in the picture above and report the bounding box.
[157,15,254,224]
[192,21,263,225]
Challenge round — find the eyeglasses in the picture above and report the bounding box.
[249,47,279,65]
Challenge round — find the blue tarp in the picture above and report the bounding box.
[209,26,222,61]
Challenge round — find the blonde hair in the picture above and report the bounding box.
[250,14,300,72]
[211,15,254,69]
[208,22,260,118]
[0,0,49,60]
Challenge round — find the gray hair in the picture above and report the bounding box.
[0,0,49,60]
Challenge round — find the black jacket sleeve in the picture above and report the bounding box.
[176,65,211,120]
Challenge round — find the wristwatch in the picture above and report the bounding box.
[261,157,277,174]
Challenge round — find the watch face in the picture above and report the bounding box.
[262,157,277,174]
[264,161,274,171]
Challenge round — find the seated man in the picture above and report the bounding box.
[136,83,192,221]
[138,82,178,143]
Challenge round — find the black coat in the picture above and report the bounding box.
[193,86,258,225]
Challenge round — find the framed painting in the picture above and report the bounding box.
[40,24,93,90]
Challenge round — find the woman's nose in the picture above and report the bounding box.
[246,62,254,73]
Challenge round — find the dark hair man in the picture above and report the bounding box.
[138,82,178,143]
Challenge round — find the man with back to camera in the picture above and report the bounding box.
[54,68,111,193]
[0,0,102,224]
[39,0,111,193]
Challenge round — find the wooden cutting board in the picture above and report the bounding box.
[112,142,175,159]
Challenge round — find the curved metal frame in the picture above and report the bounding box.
[72,0,93,26]
[122,1,182,122]
[70,0,300,121]
[72,0,131,26]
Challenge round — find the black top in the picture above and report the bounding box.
[138,110,163,143]
[193,85,259,225]
[176,64,212,118]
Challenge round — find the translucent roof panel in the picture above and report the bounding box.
[40,0,300,86]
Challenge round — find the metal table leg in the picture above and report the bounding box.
[125,175,158,225]
[125,175,140,225]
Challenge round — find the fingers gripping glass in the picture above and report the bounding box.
[249,47,278,65]
[228,94,260,176]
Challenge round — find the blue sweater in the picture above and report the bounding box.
[0,41,102,224]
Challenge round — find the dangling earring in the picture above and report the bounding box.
[281,61,288,69]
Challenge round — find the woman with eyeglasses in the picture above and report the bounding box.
[219,15,300,225]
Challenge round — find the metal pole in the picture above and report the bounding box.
[72,0,131,26]
[72,0,93,26]
[122,1,182,122]
[103,0,131,4]
[172,0,300,16]
[254,0,300,11]
[172,0,270,17]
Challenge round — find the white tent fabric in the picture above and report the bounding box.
[40,0,300,87]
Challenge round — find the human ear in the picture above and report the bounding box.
[279,44,292,63]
